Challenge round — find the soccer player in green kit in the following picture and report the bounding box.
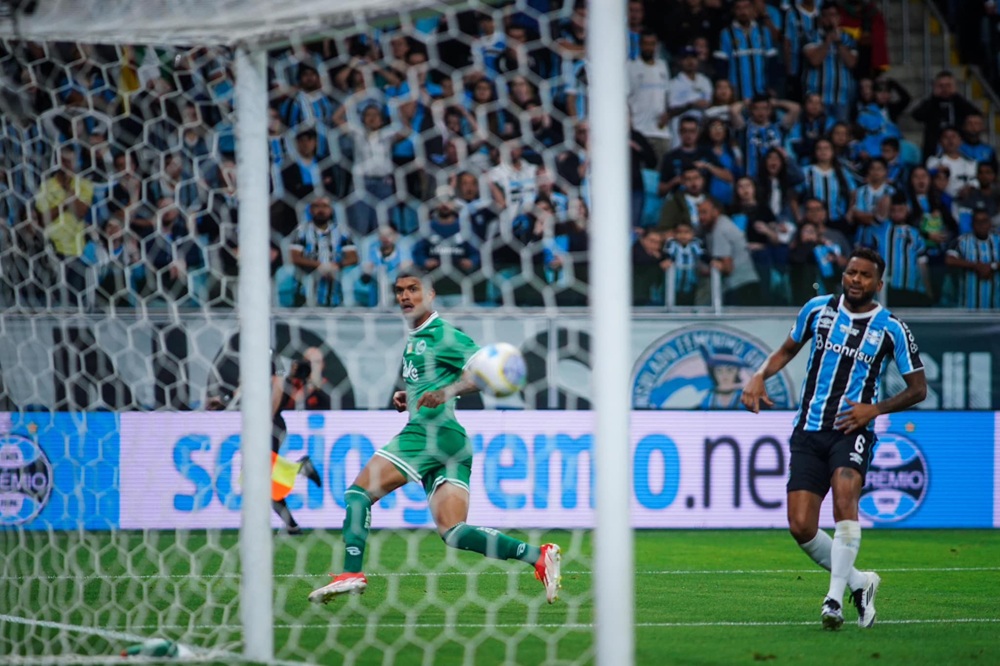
[309,271,562,605]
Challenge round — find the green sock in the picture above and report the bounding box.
[442,522,541,564]
[343,485,372,573]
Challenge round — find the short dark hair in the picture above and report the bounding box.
[880,137,900,151]
[394,268,431,288]
[700,195,722,212]
[865,157,888,174]
[889,192,909,207]
[849,247,886,278]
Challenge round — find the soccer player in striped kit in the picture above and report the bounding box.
[742,247,927,630]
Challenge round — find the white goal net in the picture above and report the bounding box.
[0,0,617,663]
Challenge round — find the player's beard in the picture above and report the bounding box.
[843,285,877,309]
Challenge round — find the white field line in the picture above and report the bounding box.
[3,565,999,582]
[3,613,996,666]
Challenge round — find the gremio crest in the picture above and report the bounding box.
[631,324,796,410]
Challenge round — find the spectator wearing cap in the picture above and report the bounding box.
[946,208,1000,309]
[628,31,673,164]
[714,0,779,102]
[926,126,979,200]
[730,93,800,180]
[658,117,730,197]
[667,45,713,150]
[783,0,822,100]
[697,195,761,305]
[911,71,981,160]
[802,0,858,122]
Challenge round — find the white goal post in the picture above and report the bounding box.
[0,0,634,662]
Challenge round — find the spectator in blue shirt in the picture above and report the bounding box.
[802,1,858,122]
[730,93,801,179]
[800,137,856,235]
[412,199,481,306]
[714,0,779,101]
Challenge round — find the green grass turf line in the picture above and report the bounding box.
[1,529,998,665]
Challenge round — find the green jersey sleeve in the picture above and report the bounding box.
[434,323,480,373]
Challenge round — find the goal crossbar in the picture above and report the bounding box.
[0,0,470,46]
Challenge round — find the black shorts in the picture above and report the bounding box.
[787,428,877,496]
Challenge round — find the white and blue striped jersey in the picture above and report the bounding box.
[739,121,785,179]
[665,238,705,295]
[884,224,928,293]
[790,295,924,431]
[803,31,857,108]
[784,3,820,78]
[947,231,1000,309]
[854,182,894,220]
[801,165,855,222]
[715,22,777,101]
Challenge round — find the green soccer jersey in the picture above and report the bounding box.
[401,312,479,430]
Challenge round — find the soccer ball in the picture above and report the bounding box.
[469,343,527,397]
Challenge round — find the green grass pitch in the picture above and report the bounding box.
[1,529,998,664]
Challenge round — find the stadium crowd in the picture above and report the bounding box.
[1,0,999,311]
